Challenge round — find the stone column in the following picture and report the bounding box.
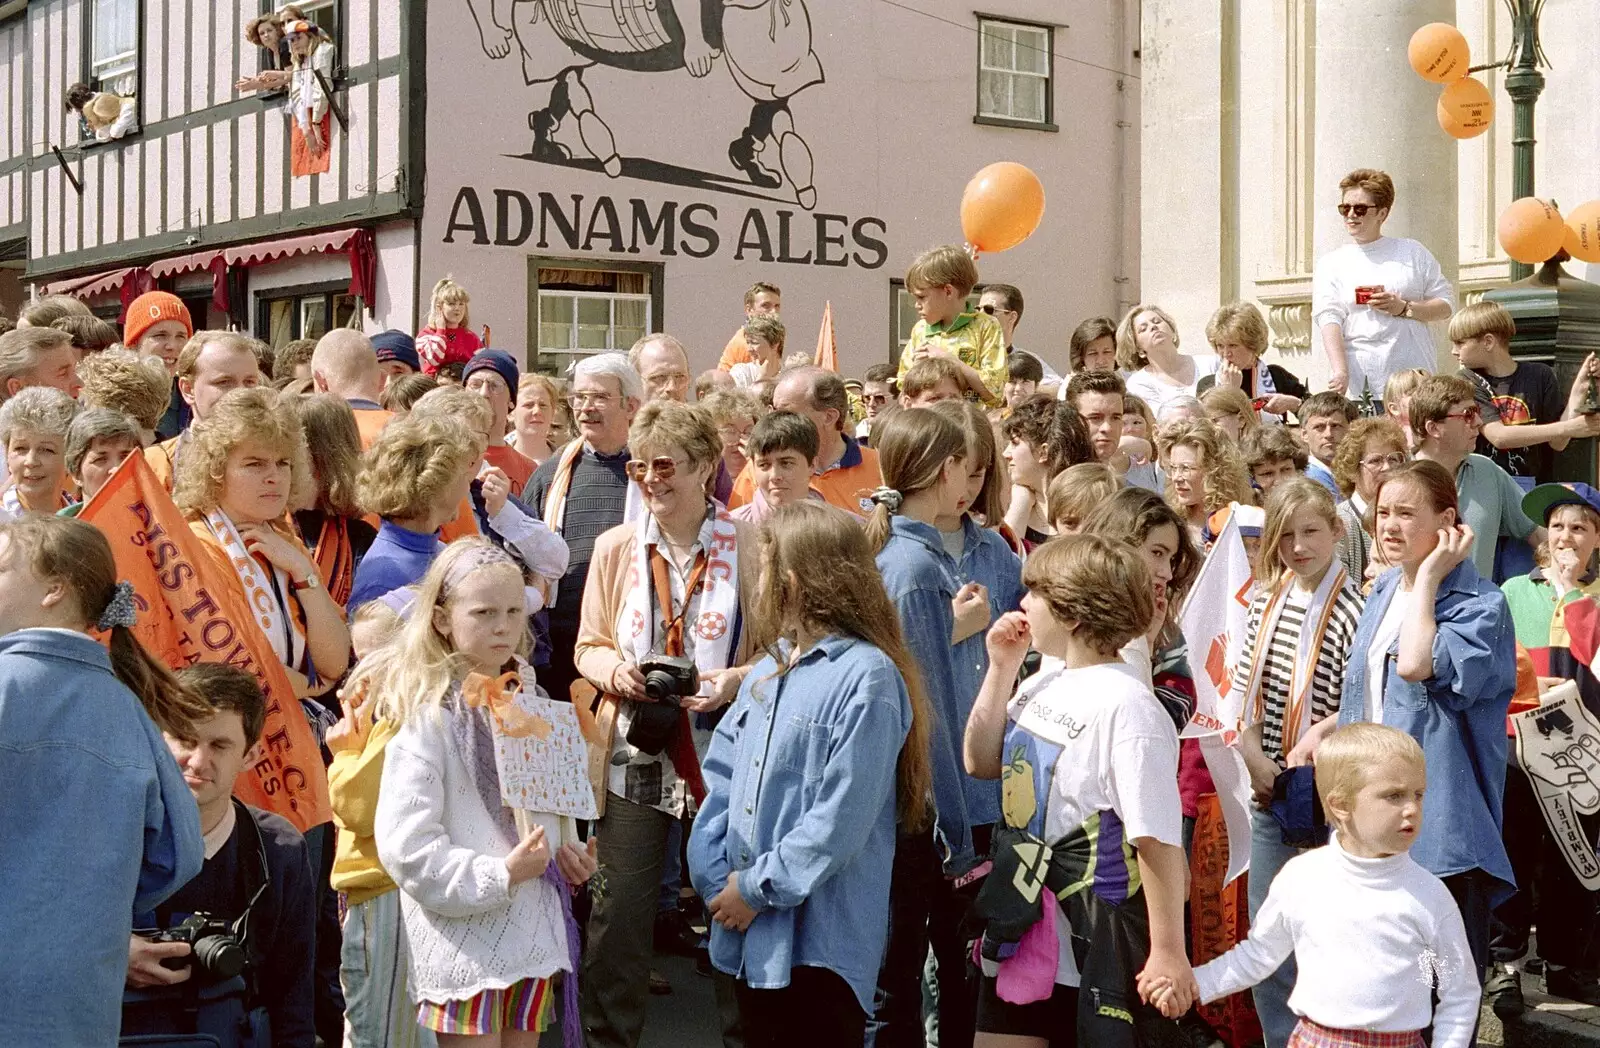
[1313,1,1459,370]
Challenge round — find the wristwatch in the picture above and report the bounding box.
[289,573,320,593]
[1401,301,1415,320]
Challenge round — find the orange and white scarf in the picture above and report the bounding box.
[1236,565,1348,751]
[203,509,307,673]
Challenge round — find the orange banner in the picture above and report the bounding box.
[80,454,332,832]
[1189,793,1261,1048]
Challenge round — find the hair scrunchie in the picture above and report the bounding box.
[869,487,904,514]
[98,580,139,631]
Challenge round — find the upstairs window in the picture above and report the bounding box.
[89,0,139,97]
[976,18,1054,130]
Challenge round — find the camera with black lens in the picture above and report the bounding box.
[151,912,247,980]
[624,655,700,755]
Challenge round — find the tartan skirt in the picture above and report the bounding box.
[1287,1018,1425,1048]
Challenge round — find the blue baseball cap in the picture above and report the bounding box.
[1522,482,1600,525]
[370,329,420,372]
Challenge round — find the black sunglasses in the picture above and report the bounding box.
[1337,203,1379,218]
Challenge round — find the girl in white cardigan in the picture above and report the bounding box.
[374,540,595,1047]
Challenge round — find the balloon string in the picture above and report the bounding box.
[964,242,980,260]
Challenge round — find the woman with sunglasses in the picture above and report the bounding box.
[1313,168,1455,402]
[573,400,760,1048]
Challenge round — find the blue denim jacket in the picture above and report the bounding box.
[0,629,203,1047]
[876,516,976,873]
[1337,561,1516,900]
[688,635,910,1013]
[948,516,1024,827]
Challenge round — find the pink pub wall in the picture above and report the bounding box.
[419,0,1140,377]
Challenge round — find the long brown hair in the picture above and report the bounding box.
[931,398,1006,525]
[864,407,967,553]
[290,393,363,516]
[757,502,933,830]
[0,516,208,738]
[1081,486,1202,605]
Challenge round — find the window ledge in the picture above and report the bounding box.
[65,129,145,157]
[973,114,1058,133]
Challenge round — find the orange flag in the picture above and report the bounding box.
[79,453,332,832]
[814,300,838,372]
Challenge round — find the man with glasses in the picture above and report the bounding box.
[1410,374,1543,581]
[856,362,898,446]
[978,283,1061,386]
[1313,167,1455,400]
[629,333,692,403]
[527,351,644,702]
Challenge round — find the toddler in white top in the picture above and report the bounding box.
[1140,723,1481,1048]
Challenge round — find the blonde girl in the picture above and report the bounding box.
[0,386,79,518]
[1200,386,1259,444]
[371,539,594,1047]
[687,502,931,1045]
[864,407,985,1044]
[1156,417,1255,546]
[417,277,482,376]
[1383,367,1430,450]
[1225,477,1365,1047]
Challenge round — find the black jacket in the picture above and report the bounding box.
[1196,363,1308,402]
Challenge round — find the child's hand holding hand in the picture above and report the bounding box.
[1137,951,1198,1019]
[505,826,552,884]
[555,838,598,888]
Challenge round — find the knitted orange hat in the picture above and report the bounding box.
[124,291,193,349]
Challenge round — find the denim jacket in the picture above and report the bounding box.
[876,515,976,873]
[687,636,910,1013]
[1337,561,1516,899]
[0,628,203,1047]
[948,516,1024,827]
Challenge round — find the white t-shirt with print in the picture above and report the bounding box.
[1008,660,1183,985]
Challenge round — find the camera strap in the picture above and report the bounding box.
[228,799,273,970]
[649,547,710,657]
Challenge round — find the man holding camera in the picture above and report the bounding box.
[124,664,317,1048]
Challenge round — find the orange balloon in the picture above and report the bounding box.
[960,162,1046,254]
[1437,77,1493,139]
[1409,22,1470,83]
[1498,198,1566,265]
[1564,199,1600,264]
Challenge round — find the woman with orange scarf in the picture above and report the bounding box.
[173,386,351,697]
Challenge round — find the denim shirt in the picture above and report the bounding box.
[687,636,910,1013]
[948,516,1024,827]
[1338,560,1516,900]
[876,515,976,873]
[0,629,203,1047]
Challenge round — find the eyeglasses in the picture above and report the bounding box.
[863,393,891,405]
[569,392,614,409]
[1166,463,1200,478]
[1444,407,1482,423]
[979,304,1014,316]
[625,456,678,483]
[1361,452,1408,472]
[1337,203,1378,218]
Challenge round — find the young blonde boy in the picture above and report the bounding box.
[897,245,1006,406]
[1143,724,1481,1048]
[1451,300,1600,484]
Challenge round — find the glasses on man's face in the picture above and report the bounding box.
[625,456,678,483]
[1361,452,1407,472]
[1337,203,1377,219]
[863,393,891,405]
[1444,407,1482,424]
[979,303,1013,316]
[569,392,614,409]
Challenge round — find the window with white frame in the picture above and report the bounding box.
[977,18,1051,126]
[89,0,139,97]
[259,286,358,348]
[536,266,652,368]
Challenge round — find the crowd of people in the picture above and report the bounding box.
[1,164,1599,1048]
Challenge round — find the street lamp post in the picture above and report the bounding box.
[1497,0,1548,280]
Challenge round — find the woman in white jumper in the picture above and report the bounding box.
[375,539,595,1047]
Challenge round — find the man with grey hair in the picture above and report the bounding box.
[729,365,881,513]
[628,333,691,403]
[527,351,644,701]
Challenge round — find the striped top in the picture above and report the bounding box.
[1231,580,1365,762]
